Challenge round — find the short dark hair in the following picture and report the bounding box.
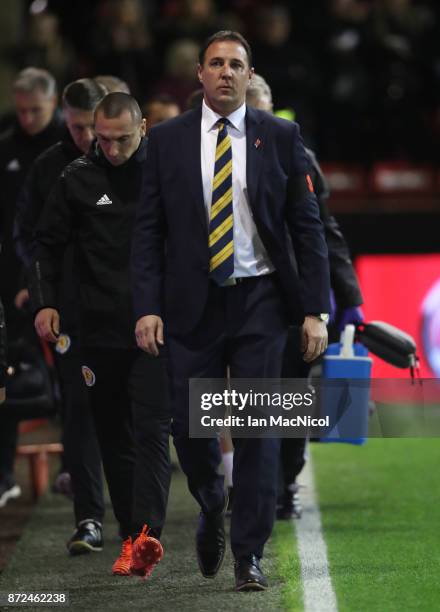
[198,30,252,68]
[94,92,142,124]
[62,79,107,111]
[94,75,131,94]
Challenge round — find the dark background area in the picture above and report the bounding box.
[0,0,439,253]
[2,0,440,164]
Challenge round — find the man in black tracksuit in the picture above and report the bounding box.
[0,68,64,337]
[15,78,108,553]
[0,67,64,506]
[278,146,363,518]
[29,93,170,576]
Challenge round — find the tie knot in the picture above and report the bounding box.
[217,118,229,131]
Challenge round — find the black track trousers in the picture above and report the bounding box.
[80,347,171,539]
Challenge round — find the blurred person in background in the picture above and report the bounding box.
[368,0,433,160]
[91,0,154,100]
[142,94,180,134]
[246,73,363,519]
[154,0,238,49]
[179,0,232,41]
[151,38,201,110]
[15,78,108,555]
[318,0,373,161]
[0,67,64,509]
[30,93,170,579]
[13,8,76,89]
[251,5,321,147]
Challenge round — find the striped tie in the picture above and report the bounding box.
[209,119,234,285]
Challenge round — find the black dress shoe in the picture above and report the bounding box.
[234,554,268,591]
[196,498,227,578]
[67,519,103,555]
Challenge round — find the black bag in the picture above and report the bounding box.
[1,339,55,420]
[355,321,418,370]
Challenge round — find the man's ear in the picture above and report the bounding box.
[140,118,147,136]
[197,63,203,84]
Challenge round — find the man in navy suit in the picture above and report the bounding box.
[132,30,330,592]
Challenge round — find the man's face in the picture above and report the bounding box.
[64,107,95,154]
[94,109,146,166]
[145,102,180,133]
[14,89,57,136]
[198,40,253,115]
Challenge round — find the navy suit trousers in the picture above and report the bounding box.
[166,274,289,558]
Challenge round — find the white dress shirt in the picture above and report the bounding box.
[200,100,274,278]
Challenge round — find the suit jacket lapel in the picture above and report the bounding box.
[246,106,266,213]
[182,108,208,234]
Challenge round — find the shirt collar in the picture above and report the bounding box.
[202,99,246,134]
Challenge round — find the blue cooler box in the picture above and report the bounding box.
[320,325,372,444]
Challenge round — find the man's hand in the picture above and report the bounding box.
[14,288,29,309]
[301,316,328,362]
[135,315,164,356]
[34,307,60,343]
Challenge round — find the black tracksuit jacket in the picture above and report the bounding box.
[15,135,82,333]
[0,113,65,311]
[306,148,363,309]
[30,138,147,349]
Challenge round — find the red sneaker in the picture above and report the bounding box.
[112,537,132,576]
[130,525,163,580]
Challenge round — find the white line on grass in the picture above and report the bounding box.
[294,455,338,612]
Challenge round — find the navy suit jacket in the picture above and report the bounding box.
[131,105,330,335]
